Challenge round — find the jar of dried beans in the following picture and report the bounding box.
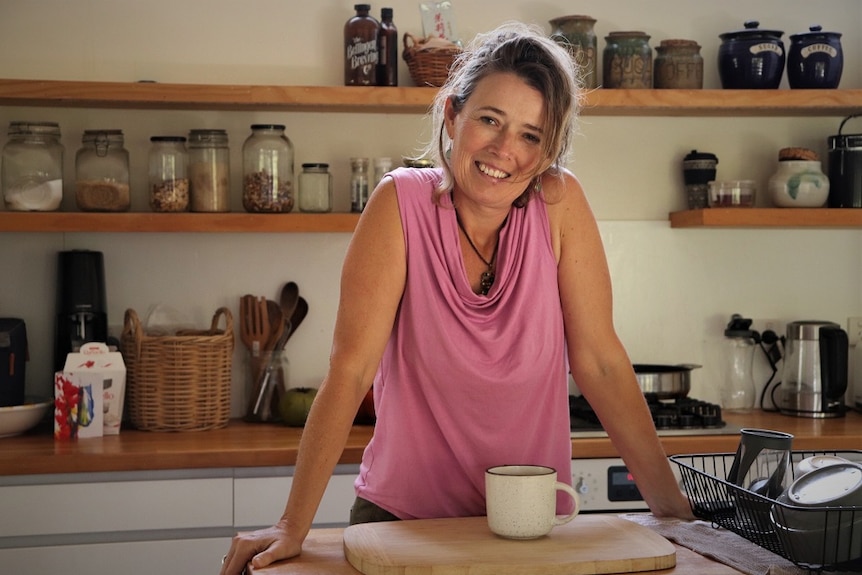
[242,124,294,213]
[148,136,189,212]
[188,129,230,212]
[75,129,131,212]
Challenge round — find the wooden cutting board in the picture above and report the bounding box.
[343,515,676,575]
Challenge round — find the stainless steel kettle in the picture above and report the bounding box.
[777,320,848,418]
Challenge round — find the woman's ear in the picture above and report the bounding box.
[443,95,458,140]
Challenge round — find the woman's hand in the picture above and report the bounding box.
[219,520,302,575]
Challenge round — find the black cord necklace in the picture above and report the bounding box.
[453,205,503,296]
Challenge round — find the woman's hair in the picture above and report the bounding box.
[423,21,583,205]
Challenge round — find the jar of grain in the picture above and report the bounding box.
[148,136,189,212]
[2,121,64,211]
[75,130,131,212]
[242,124,294,213]
[298,163,332,213]
[188,129,230,212]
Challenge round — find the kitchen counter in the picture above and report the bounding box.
[247,525,746,575]
[1,410,860,476]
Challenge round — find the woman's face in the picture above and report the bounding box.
[444,72,548,208]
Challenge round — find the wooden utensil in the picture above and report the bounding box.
[344,515,675,575]
[265,299,284,352]
[284,296,308,346]
[241,295,269,360]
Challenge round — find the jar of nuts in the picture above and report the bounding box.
[75,129,131,212]
[148,136,189,212]
[188,129,230,212]
[242,124,294,213]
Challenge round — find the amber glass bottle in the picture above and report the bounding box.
[377,7,398,86]
[344,4,380,86]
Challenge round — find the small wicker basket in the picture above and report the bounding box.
[402,33,461,87]
[121,307,233,432]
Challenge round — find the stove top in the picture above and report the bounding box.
[569,394,742,438]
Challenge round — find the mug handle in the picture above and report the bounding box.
[553,482,581,526]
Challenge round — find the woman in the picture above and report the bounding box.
[220,21,692,575]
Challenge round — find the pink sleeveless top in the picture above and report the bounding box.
[354,167,573,519]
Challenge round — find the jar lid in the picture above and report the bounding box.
[150,135,187,143]
[82,129,124,143]
[724,314,760,340]
[250,124,286,131]
[790,25,842,41]
[301,163,329,169]
[549,14,596,24]
[7,121,61,136]
[684,149,718,163]
[719,20,783,41]
[403,158,434,168]
[659,39,700,48]
[606,30,650,40]
[188,129,229,143]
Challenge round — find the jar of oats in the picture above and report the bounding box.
[75,129,131,212]
[188,129,230,212]
[242,124,294,213]
[148,136,189,212]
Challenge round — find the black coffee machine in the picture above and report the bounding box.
[53,250,109,373]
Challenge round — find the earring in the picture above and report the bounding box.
[533,177,543,193]
[445,147,452,161]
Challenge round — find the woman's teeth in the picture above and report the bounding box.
[478,163,510,179]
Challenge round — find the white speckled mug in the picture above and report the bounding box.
[485,465,581,539]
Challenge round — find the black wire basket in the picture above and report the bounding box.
[671,450,862,572]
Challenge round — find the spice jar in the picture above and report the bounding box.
[549,15,598,90]
[148,136,189,212]
[298,163,332,213]
[654,39,703,89]
[2,121,64,211]
[188,129,230,212]
[350,157,370,213]
[603,31,653,89]
[242,124,294,213]
[75,129,130,212]
[373,156,393,188]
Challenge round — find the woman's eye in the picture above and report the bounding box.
[524,133,541,144]
[480,116,498,125]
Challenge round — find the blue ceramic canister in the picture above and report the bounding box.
[718,21,785,89]
[788,26,843,89]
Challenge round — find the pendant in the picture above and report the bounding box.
[479,270,495,295]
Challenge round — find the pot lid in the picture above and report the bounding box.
[790,25,841,41]
[719,20,783,41]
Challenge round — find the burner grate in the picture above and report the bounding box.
[570,394,726,432]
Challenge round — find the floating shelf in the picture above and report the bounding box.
[669,208,862,228]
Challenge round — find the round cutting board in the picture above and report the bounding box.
[343,515,676,575]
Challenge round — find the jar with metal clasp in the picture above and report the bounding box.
[242,124,294,213]
[2,121,64,211]
[75,129,130,212]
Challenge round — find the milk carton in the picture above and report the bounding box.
[54,342,126,439]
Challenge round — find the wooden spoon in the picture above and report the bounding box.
[264,299,284,352]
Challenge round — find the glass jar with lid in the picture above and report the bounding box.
[242,124,294,213]
[188,129,230,212]
[2,121,64,211]
[75,129,131,212]
[148,136,189,212]
[298,163,332,213]
[350,157,370,213]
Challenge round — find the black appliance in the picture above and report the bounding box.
[53,250,108,373]
[0,318,27,406]
[569,394,732,436]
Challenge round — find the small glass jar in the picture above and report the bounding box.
[188,129,230,212]
[75,129,130,212]
[373,156,393,188]
[148,136,189,212]
[350,157,370,213]
[242,124,294,213]
[2,121,64,211]
[298,163,332,213]
[708,180,756,207]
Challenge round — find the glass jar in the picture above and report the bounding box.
[654,39,703,89]
[242,124,294,213]
[148,136,189,212]
[350,157,370,213]
[188,129,230,212]
[75,129,130,212]
[2,121,64,211]
[603,31,653,89]
[298,163,332,213]
[373,156,392,188]
[549,15,598,90]
[721,315,759,413]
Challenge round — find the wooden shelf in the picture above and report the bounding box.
[670,208,862,228]
[0,211,360,233]
[0,78,861,117]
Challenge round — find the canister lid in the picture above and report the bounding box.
[684,149,718,163]
[790,25,842,41]
[720,20,784,41]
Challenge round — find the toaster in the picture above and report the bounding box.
[0,318,28,407]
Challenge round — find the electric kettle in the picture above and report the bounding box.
[776,320,848,418]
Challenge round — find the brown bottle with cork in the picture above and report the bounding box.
[377,7,398,86]
[344,4,380,86]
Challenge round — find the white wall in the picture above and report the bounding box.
[1,1,861,415]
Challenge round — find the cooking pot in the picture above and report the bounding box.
[718,21,785,89]
[633,364,700,399]
[828,114,862,208]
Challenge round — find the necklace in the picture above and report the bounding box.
[453,206,503,296]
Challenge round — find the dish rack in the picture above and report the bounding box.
[671,450,862,572]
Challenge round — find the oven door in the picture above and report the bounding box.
[571,458,684,512]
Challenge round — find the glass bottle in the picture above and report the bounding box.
[242,124,294,213]
[344,4,380,86]
[188,129,230,212]
[373,156,393,188]
[2,121,64,211]
[721,314,760,413]
[148,136,189,212]
[549,15,598,90]
[377,7,398,86]
[350,157,370,212]
[298,163,332,213]
[603,31,653,89]
[75,129,131,212]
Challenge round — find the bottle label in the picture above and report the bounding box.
[748,43,783,56]
[800,43,838,59]
[347,38,379,75]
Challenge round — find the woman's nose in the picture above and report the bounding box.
[489,130,515,158]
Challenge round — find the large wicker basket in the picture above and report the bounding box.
[121,307,233,432]
[402,33,461,87]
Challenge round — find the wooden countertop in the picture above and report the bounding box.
[1,410,860,476]
[248,526,746,575]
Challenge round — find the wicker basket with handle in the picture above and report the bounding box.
[402,33,461,87]
[121,307,233,432]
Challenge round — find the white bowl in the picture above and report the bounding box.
[787,462,862,507]
[795,455,849,478]
[0,397,51,438]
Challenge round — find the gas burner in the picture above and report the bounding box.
[570,394,732,436]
